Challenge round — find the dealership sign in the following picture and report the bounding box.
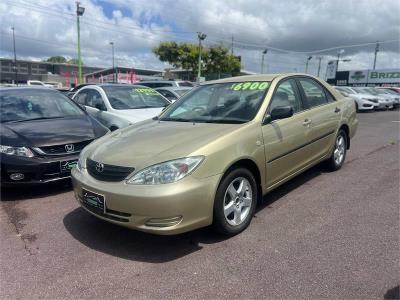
[325,60,338,79]
[368,70,400,83]
[348,69,400,84]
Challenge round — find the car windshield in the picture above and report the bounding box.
[361,88,379,95]
[0,89,84,123]
[336,87,354,94]
[159,81,270,124]
[175,89,190,96]
[103,86,170,110]
[374,89,391,95]
[381,89,398,95]
[354,87,375,95]
[178,81,194,87]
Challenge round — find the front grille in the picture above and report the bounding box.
[37,140,93,155]
[86,158,134,182]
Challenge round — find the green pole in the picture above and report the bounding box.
[77,13,82,84]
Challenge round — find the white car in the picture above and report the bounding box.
[72,84,171,131]
[334,86,378,112]
[374,88,400,108]
[352,87,394,110]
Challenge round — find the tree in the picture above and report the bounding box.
[46,56,67,63]
[67,58,81,65]
[45,57,83,65]
[206,46,241,77]
[153,42,240,79]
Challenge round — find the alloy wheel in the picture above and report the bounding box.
[223,177,253,226]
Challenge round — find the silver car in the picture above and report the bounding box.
[334,86,378,112]
[352,87,393,110]
[374,88,400,108]
[72,84,171,131]
[155,87,192,102]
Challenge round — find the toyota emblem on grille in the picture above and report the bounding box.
[96,162,104,173]
[65,144,74,153]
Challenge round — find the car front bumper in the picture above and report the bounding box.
[0,153,79,186]
[376,101,394,110]
[71,167,221,235]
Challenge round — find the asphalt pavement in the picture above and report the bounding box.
[1,110,399,299]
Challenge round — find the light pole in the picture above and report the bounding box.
[305,56,312,73]
[261,49,268,74]
[336,49,345,71]
[76,1,85,84]
[316,56,323,77]
[11,27,17,85]
[197,32,207,82]
[373,41,379,70]
[109,42,115,83]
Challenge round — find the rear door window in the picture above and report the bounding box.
[298,78,328,108]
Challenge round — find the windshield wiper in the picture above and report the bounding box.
[204,119,245,124]
[131,105,164,109]
[5,116,65,123]
[159,117,192,122]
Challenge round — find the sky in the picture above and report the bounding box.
[0,0,399,76]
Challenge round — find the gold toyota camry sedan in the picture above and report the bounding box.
[71,74,358,236]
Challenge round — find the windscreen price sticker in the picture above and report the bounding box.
[230,82,269,91]
[134,88,160,96]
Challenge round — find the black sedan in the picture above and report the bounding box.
[0,87,108,186]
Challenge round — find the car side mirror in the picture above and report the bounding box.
[264,106,293,124]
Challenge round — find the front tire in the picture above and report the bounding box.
[213,168,258,236]
[326,130,347,171]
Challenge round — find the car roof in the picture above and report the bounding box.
[139,80,186,83]
[203,73,302,85]
[0,86,56,91]
[155,86,192,91]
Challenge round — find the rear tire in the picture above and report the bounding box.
[326,129,347,171]
[213,168,258,236]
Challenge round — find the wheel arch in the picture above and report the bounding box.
[339,124,350,149]
[220,158,263,202]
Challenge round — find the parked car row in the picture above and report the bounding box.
[1,74,358,237]
[333,86,400,112]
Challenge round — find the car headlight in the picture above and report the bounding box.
[0,145,34,157]
[126,156,204,185]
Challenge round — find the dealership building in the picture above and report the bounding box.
[0,58,164,87]
[327,68,400,87]
[0,58,102,87]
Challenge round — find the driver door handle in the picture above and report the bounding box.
[303,119,312,126]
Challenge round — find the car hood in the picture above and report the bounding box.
[88,119,240,170]
[0,116,97,147]
[115,107,165,123]
[352,93,378,99]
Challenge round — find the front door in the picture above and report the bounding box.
[262,78,313,188]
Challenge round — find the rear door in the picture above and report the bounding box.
[262,78,314,187]
[296,77,341,160]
